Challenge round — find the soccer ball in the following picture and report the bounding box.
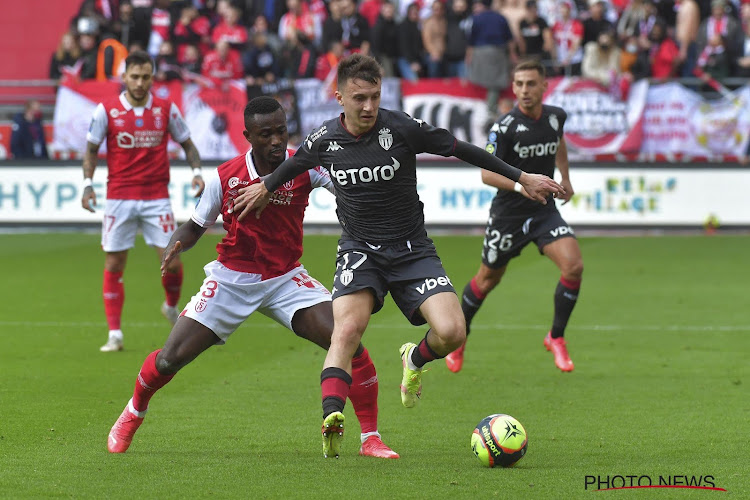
[471,414,528,468]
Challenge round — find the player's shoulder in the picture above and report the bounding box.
[380,108,424,129]
[100,94,124,110]
[489,109,519,136]
[150,94,173,111]
[216,151,251,181]
[302,117,337,150]
[541,104,567,125]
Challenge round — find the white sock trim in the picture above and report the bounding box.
[108,329,123,341]
[406,345,420,371]
[127,398,147,418]
[361,431,381,443]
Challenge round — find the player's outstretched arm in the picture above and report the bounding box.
[181,138,205,197]
[233,156,309,220]
[453,140,565,203]
[160,220,207,275]
[81,141,100,212]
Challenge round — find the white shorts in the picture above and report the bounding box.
[182,261,332,343]
[101,198,176,252]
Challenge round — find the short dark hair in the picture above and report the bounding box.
[337,54,383,88]
[124,50,153,71]
[244,96,282,123]
[513,58,546,79]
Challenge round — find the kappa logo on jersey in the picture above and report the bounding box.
[549,114,559,131]
[550,225,574,237]
[340,269,354,286]
[378,128,393,150]
[513,139,559,158]
[412,117,424,126]
[116,131,135,148]
[305,125,328,149]
[415,275,453,295]
[516,124,529,133]
[330,157,401,185]
[326,141,343,152]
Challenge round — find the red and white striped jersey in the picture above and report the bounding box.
[191,149,334,279]
[87,92,191,200]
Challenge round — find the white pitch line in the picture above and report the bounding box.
[1,321,748,332]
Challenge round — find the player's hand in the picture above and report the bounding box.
[161,240,183,276]
[81,186,97,212]
[232,182,272,221]
[518,172,565,204]
[559,178,574,205]
[192,175,205,197]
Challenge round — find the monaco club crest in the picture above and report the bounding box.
[340,269,354,287]
[378,128,392,150]
[549,114,559,132]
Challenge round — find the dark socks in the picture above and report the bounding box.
[551,276,581,338]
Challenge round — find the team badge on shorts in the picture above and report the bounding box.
[378,128,393,150]
[487,248,498,264]
[340,269,354,286]
[195,298,207,312]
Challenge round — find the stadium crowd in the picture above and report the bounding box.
[50,0,750,94]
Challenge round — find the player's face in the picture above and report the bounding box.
[244,108,289,168]
[123,63,154,104]
[512,69,547,116]
[336,77,381,135]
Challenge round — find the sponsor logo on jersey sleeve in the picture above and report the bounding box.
[488,132,497,142]
[485,142,497,154]
[305,125,328,149]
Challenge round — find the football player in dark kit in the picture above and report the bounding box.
[232,54,564,458]
[446,58,583,375]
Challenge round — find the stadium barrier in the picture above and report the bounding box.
[1,162,747,228]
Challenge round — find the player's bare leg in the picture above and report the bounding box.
[107,317,219,452]
[293,302,398,458]
[542,237,583,372]
[320,291,372,458]
[101,250,128,352]
[156,246,182,325]
[401,292,466,407]
[447,264,506,373]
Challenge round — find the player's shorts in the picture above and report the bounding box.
[332,236,455,326]
[101,198,176,252]
[182,261,331,343]
[482,209,576,269]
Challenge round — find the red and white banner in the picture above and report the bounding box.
[642,82,750,159]
[401,78,492,148]
[543,77,648,156]
[51,80,121,153]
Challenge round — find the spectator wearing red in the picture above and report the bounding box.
[212,5,249,52]
[202,40,244,86]
[315,40,344,82]
[551,0,583,75]
[278,0,320,47]
[695,0,742,76]
[359,0,384,27]
[647,21,680,79]
[172,5,212,63]
[147,0,171,57]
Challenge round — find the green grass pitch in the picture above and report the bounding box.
[0,232,747,499]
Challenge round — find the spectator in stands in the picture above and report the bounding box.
[147,0,172,57]
[202,39,244,86]
[243,31,281,86]
[696,0,742,77]
[616,0,646,43]
[155,40,183,81]
[250,15,283,55]
[50,32,82,81]
[96,34,129,81]
[397,2,424,82]
[581,29,621,87]
[11,100,48,160]
[279,0,320,48]
[212,5,249,53]
[109,2,136,48]
[371,1,399,76]
[360,0,384,28]
[77,18,101,80]
[518,0,554,68]
[323,0,371,55]
[180,43,203,76]
[645,20,680,79]
[467,0,516,115]
[74,0,111,38]
[445,0,471,78]
[315,40,345,83]
[172,5,212,63]
[582,0,613,47]
[422,0,448,77]
[279,29,318,78]
[736,7,750,77]
[551,0,583,75]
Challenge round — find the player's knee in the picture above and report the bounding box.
[432,316,466,349]
[155,349,184,375]
[562,260,584,281]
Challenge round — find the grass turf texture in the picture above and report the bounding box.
[0,233,747,499]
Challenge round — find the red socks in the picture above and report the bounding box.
[103,270,124,330]
[348,348,378,434]
[161,263,183,307]
[132,350,175,412]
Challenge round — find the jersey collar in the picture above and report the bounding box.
[119,92,153,111]
[244,148,290,181]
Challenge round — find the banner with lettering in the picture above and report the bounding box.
[641,82,750,158]
[51,79,121,153]
[543,77,648,155]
